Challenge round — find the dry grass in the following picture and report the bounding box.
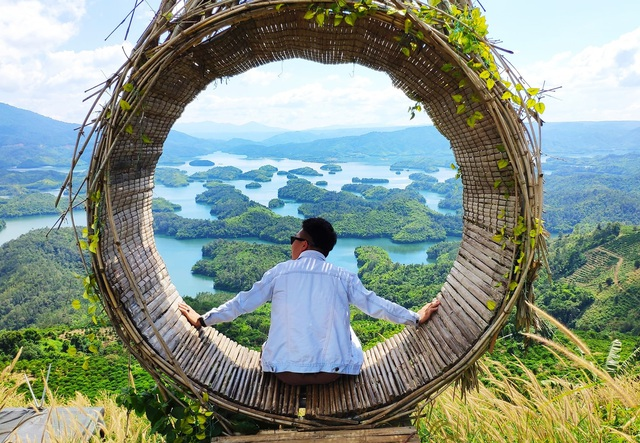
[416,323,640,443]
[0,350,26,409]
[0,352,161,443]
[417,358,639,442]
[3,339,639,442]
[63,392,163,443]
[1,390,163,443]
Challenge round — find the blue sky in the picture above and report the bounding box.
[1,0,639,129]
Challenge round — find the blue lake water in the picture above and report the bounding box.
[0,214,74,245]
[1,154,459,297]
[165,152,455,215]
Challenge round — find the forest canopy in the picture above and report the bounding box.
[0,228,85,329]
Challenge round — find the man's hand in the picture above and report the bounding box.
[178,302,203,328]
[417,299,441,324]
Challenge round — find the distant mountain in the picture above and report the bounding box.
[162,130,223,165]
[171,120,416,144]
[543,121,640,156]
[2,103,640,169]
[0,103,78,168]
[0,103,222,168]
[0,103,77,147]
[167,120,640,165]
[214,125,453,164]
[172,120,288,142]
[260,126,416,145]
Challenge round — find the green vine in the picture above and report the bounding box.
[450,162,461,180]
[304,0,378,26]
[408,101,422,119]
[71,190,106,368]
[493,216,545,295]
[406,3,544,126]
[489,137,545,300]
[431,4,545,126]
[74,191,102,322]
[301,0,546,127]
[118,83,154,145]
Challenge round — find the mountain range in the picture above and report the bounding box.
[1,102,639,169]
[173,119,418,143]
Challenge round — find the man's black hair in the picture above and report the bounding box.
[302,217,337,257]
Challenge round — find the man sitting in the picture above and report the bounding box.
[179,217,440,385]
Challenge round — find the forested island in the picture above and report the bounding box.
[3,149,640,234]
[152,176,461,243]
[0,192,61,218]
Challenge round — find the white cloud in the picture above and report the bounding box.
[0,43,131,123]
[521,27,640,121]
[0,0,85,57]
[0,0,134,122]
[179,63,422,129]
[4,0,638,128]
[242,68,290,86]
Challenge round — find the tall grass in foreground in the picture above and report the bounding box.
[6,359,638,443]
[416,309,640,443]
[64,392,164,443]
[1,389,162,442]
[0,351,161,442]
[2,327,639,442]
[417,358,639,442]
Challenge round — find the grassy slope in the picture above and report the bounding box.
[558,226,640,332]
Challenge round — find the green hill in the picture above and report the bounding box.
[0,103,78,168]
[0,103,77,149]
[2,221,639,338]
[538,224,640,334]
[0,228,86,329]
[0,103,217,169]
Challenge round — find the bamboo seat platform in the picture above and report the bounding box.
[64,0,545,432]
[211,426,420,441]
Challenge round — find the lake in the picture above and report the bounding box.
[0,214,76,245]
[159,152,457,215]
[1,153,459,297]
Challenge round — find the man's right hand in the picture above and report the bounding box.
[178,302,203,328]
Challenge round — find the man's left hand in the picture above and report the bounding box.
[417,299,440,324]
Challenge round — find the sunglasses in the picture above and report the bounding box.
[290,236,307,245]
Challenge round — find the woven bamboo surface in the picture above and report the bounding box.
[211,426,419,441]
[63,0,545,431]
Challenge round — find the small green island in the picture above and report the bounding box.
[320,163,342,172]
[287,166,322,177]
[352,177,390,184]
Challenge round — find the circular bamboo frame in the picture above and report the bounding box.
[64,0,545,430]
